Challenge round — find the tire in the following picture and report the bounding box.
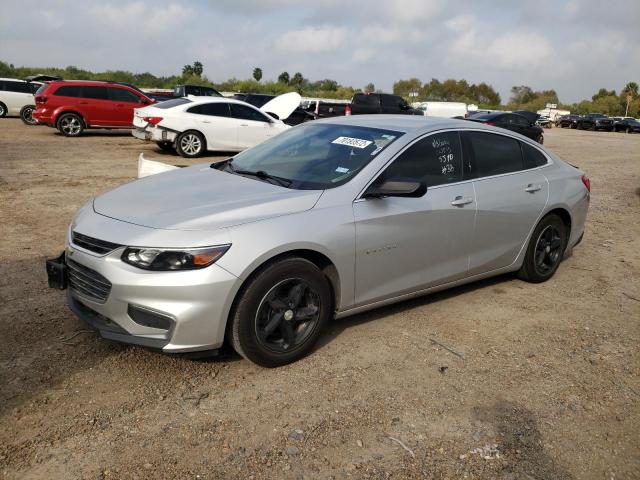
[0,102,7,118]
[229,257,332,367]
[176,131,205,158]
[20,105,38,125]
[156,141,175,153]
[56,113,84,137]
[536,134,544,144]
[626,127,631,134]
[517,214,567,283]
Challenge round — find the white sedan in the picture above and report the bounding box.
[132,94,300,157]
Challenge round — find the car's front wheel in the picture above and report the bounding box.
[20,105,38,125]
[0,102,7,118]
[176,131,205,158]
[229,257,332,367]
[57,113,84,137]
[518,214,567,283]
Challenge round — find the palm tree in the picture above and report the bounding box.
[253,68,263,82]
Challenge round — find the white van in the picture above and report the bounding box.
[414,101,468,118]
[0,78,43,124]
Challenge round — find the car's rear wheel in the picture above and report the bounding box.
[536,134,544,144]
[518,214,567,283]
[0,102,7,118]
[156,141,175,153]
[229,257,332,367]
[20,105,38,125]
[627,127,632,134]
[57,113,84,137]
[176,131,205,158]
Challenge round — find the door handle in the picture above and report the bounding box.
[79,101,89,105]
[525,184,542,193]
[451,196,473,207]
[239,124,249,127]
[201,120,211,123]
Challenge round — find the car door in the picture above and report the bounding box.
[3,80,33,115]
[353,130,476,306]
[230,103,277,149]
[187,102,238,151]
[107,87,148,126]
[463,131,549,275]
[80,86,113,125]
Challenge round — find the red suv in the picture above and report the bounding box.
[33,81,154,136]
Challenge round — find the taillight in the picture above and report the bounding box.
[35,96,47,104]
[143,116,163,125]
[345,105,352,116]
[483,121,496,126]
[581,175,591,192]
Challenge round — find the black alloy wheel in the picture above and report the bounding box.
[229,257,332,367]
[518,213,567,283]
[255,278,321,353]
[533,225,563,276]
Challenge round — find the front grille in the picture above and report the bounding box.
[72,231,122,255]
[67,258,112,303]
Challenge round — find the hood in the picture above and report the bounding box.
[93,165,322,231]
[259,92,301,121]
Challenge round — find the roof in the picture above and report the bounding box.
[312,114,470,133]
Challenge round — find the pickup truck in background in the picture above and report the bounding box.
[345,92,422,116]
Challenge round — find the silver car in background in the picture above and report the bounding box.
[46,116,590,367]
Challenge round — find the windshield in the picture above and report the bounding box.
[228,123,403,190]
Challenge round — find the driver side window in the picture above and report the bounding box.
[378,131,463,187]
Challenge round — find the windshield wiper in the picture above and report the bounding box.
[225,162,292,188]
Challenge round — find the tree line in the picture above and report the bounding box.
[1,60,637,116]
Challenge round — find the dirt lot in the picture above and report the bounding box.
[0,118,639,479]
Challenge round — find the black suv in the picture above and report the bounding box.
[347,93,422,115]
[577,113,613,131]
[557,114,582,128]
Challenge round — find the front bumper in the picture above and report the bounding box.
[49,244,240,353]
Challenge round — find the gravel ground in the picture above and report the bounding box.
[0,118,639,479]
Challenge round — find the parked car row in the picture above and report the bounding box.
[556,113,639,133]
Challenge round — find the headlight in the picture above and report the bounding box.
[121,245,230,271]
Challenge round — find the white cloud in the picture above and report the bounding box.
[89,2,193,35]
[274,26,347,53]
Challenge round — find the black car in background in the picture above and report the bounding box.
[557,114,582,128]
[232,93,315,126]
[347,92,422,116]
[577,113,613,131]
[466,111,544,144]
[613,118,640,133]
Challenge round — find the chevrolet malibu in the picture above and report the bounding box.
[46,116,590,367]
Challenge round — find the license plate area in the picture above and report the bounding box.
[46,251,68,290]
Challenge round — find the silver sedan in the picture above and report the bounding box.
[47,115,590,367]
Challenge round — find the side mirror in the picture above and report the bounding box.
[364,179,427,199]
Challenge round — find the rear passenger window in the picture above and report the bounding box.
[521,143,548,169]
[466,131,522,178]
[54,85,82,97]
[230,104,270,123]
[108,87,141,103]
[381,95,401,107]
[83,86,108,100]
[380,131,463,187]
[354,94,378,106]
[5,81,31,93]
[199,103,230,117]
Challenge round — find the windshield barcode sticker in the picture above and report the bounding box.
[332,136,373,149]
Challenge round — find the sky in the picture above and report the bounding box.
[1,0,638,103]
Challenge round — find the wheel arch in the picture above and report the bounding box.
[223,248,342,342]
[544,206,572,239]
[54,109,87,127]
[178,129,208,151]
